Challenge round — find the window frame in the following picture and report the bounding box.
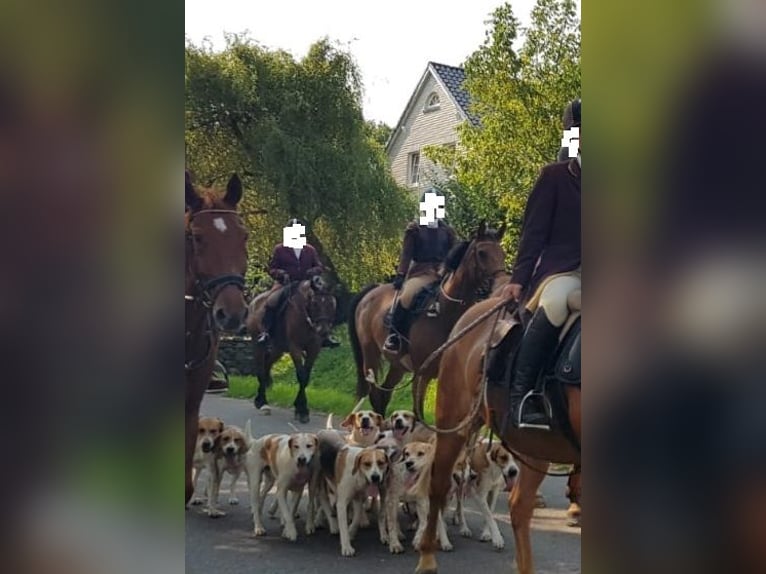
[408,151,421,185]
[424,92,441,112]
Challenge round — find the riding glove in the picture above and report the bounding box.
[392,273,405,290]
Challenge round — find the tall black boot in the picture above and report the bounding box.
[384,303,410,353]
[256,305,276,345]
[510,307,560,430]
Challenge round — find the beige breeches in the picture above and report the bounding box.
[525,271,581,327]
[399,272,439,309]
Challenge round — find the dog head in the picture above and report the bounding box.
[217,425,248,458]
[352,447,389,486]
[198,417,224,453]
[389,410,416,441]
[489,443,519,491]
[287,432,318,468]
[341,410,383,442]
[402,441,433,474]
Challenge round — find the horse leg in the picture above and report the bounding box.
[370,363,406,417]
[252,345,271,410]
[509,458,547,574]
[566,467,582,527]
[415,432,465,574]
[291,347,316,424]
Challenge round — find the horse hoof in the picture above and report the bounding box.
[296,413,310,424]
[260,405,272,415]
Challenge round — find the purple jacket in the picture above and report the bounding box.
[511,158,581,296]
[268,244,324,282]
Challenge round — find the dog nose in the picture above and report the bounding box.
[370,474,381,483]
[297,455,307,465]
[201,442,212,452]
[405,460,414,470]
[361,418,370,428]
[394,420,403,429]
[507,467,518,477]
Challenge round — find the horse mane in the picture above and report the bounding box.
[444,240,470,272]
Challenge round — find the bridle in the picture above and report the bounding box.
[185,208,246,371]
[440,238,507,306]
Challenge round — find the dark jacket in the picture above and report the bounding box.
[512,158,581,295]
[396,220,457,277]
[268,244,324,282]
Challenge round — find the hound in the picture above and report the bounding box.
[207,424,249,518]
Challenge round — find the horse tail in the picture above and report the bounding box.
[348,283,379,400]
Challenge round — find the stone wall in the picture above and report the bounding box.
[217,335,254,375]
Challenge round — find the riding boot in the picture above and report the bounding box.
[256,304,276,345]
[383,303,409,353]
[509,307,560,430]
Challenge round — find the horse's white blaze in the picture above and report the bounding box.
[213,217,227,233]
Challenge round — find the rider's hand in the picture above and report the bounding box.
[392,273,405,290]
[503,283,523,302]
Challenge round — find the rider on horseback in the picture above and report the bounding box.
[503,98,581,431]
[384,188,457,353]
[256,218,340,348]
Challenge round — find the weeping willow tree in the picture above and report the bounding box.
[185,34,414,294]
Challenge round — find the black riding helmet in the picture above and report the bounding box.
[563,98,581,129]
[286,217,305,228]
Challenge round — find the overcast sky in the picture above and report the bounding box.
[185,0,579,127]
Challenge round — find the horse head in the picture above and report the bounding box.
[444,220,507,296]
[298,278,336,339]
[185,171,249,333]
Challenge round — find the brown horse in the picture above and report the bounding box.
[246,277,337,423]
[415,294,581,574]
[185,171,249,505]
[349,222,507,416]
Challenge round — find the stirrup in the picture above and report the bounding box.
[426,301,439,318]
[383,334,401,352]
[517,390,552,430]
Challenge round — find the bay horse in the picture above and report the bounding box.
[414,293,581,574]
[245,276,337,423]
[349,222,506,416]
[185,171,249,505]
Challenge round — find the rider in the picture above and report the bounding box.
[256,218,339,348]
[384,188,457,353]
[503,98,581,431]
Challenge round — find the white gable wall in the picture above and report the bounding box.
[387,72,463,192]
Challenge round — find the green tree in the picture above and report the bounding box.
[185,34,414,292]
[424,0,580,259]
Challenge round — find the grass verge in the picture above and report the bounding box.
[227,329,436,423]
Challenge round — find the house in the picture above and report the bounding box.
[385,62,479,191]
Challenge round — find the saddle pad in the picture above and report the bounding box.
[411,281,440,315]
[490,318,520,349]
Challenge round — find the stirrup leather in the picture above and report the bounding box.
[517,389,552,430]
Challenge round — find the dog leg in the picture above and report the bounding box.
[348,499,364,540]
[412,498,429,550]
[276,481,298,541]
[227,470,241,505]
[376,491,389,546]
[336,495,356,557]
[291,488,302,519]
[476,487,504,549]
[190,467,205,505]
[206,464,225,518]
[385,492,405,554]
[250,469,267,536]
[318,486,338,534]
[436,510,453,552]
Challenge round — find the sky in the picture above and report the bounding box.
[185,0,579,128]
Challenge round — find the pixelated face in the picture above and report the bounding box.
[419,192,446,228]
[561,126,580,158]
[283,222,306,248]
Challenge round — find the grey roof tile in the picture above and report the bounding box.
[429,62,480,126]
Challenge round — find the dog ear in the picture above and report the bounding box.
[213,434,223,453]
[340,413,356,429]
[352,453,364,475]
[216,418,224,433]
[387,446,403,464]
[288,436,295,450]
[237,436,249,454]
[373,413,384,428]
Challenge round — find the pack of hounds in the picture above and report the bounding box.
[191,405,519,557]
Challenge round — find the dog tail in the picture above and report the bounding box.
[326,413,334,430]
[244,418,255,444]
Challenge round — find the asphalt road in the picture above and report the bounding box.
[186,395,580,574]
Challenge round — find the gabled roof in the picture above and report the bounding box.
[385,62,479,154]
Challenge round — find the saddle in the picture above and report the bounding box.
[486,290,581,435]
[384,280,440,328]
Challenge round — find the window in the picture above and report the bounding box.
[408,151,420,185]
[424,92,440,111]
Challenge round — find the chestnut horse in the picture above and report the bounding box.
[415,294,581,574]
[185,172,249,505]
[349,222,507,416]
[246,277,337,423]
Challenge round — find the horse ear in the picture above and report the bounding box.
[185,171,203,211]
[224,173,243,206]
[497,222,507,240]
[476,219,487,238]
